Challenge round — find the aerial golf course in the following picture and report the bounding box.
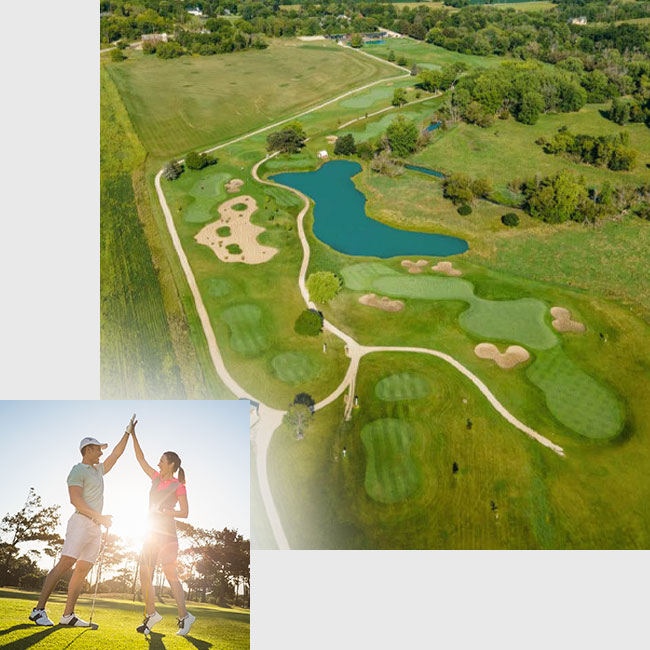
[102,36,650,550]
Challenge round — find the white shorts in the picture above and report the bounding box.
[60,513,102,564]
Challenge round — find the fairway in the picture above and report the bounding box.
[527,346,625,439]
[375,372,432,401]
[361,418,421,503]
[0,588,249,650]
[221,304,269,357]
[106,39,398,158]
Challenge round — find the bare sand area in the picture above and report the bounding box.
[326,135,338,144]
[474,342,530,369]
[551,306,586,333]
[431,261,462,276]
[359,293,404,312]
[194,195,278,264]
[226,178,244,193]
[401,259,428,274]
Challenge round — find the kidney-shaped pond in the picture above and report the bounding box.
[269,160,468,258]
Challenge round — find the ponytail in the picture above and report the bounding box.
[163,451,186,484]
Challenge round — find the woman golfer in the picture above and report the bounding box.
[130,422,195,637]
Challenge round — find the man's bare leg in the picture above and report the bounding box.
[63,560,94,616]
[36,555,76,610]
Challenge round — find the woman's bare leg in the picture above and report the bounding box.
[139,561,157,615]
[162,563,187,618]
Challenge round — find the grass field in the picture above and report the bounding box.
[491,1,556,10]
[410,104,650,194]
[375,371,432,401]
[363,37,504,71]
[105,39,398,158]
[0,588,249,650]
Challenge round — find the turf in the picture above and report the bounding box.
[375,372,432,401]
[185,172,231,223]
[0,588,249,650]
[361,418,421,503]
[345,263,558,349]
[271,351,319,383]
[206,277,233,297]
[221,304,269,357]
[527,346,625,439]
[105,39,398,158]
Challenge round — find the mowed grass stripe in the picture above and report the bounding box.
[375,372,432,401]
[100,66,185,398]
[271,351,319,383]
[527,346,624,439]
[361,418,421,503]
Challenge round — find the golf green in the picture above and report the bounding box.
[527,346,625,439]
[185,172,231,223]
[206,277,233,298]
[271,351,319,384]
[375,372,432,401]
[220,304,269,357]
[361,418,421,504]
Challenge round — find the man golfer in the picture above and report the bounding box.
[29,420,133,627]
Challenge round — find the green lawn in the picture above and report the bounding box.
[0,588,249,650]
[105,39,398,158]
[375,371,432,401]
[491,1,556,10]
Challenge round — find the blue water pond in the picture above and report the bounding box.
[404,164,445,178]
[426,121,442,132]
[269,160,468,258]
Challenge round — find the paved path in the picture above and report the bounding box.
[155,51,565,549]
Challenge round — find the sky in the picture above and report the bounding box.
[0,400,250,568]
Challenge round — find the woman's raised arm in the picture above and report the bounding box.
[130,421,156,479]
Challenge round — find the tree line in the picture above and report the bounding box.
[1,488,249,607]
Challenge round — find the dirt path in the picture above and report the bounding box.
[155,52,565,549]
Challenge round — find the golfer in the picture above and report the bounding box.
[29,422,132,627]
[130,421,195,637]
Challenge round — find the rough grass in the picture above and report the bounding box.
[527,346,625,439]
[0,588,249,650]
[105,39,398,158]
[375,371,432,401]
[361,418,421,503]
[410,105,650,193]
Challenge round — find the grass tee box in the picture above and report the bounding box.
[0,588,249,650]
[105,39,397,158]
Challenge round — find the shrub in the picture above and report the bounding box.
[397,55,408,66]
[334,134,356,156]
[356,140,375,161]
[457,204,472,215]
[142,40,157,55]
[226,243,242,254]
[110,49,125,62]
[294,309,323,336]
[156,41,184,59]
[217,226,231,237]
[306,272,341,303]
[501,212,520,227]
[185,151,216,170]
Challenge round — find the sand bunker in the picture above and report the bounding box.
[326,135,338,144]
[401,260,428,274]
[474,343,530,369]
[195,195,278,264]
[225,178,244,194]
[551,307,586,333]
[359,293,404,312]
[431,261,462,276]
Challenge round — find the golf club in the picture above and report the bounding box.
[87,525,110,630]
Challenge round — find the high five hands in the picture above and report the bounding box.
[126,414,138,436]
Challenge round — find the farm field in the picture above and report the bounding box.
[0,589,249,650]
[491,0,556,10]
[105,39,398,159]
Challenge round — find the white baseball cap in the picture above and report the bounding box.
[79,437,108,452]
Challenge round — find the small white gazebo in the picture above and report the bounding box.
[317,150,329,159]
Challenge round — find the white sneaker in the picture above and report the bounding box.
[29,608,53,626]
[136,611,163,634]
[59,613,91,627]
[176,612,196,636]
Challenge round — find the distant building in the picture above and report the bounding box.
[317,150,329,159]
[187,7,204,16]
[570,16,588,25]
[142,32,169,42]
